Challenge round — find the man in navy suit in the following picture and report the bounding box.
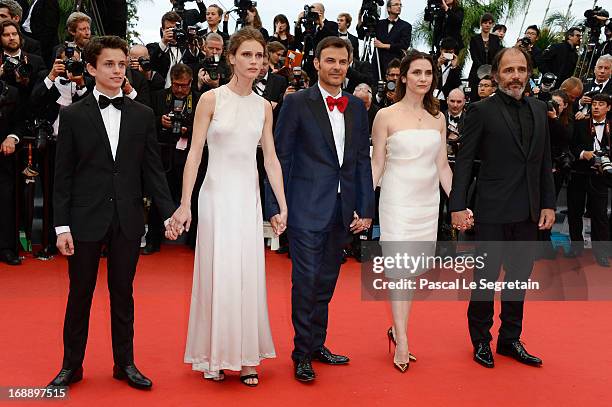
[356,0,412,82]
[266,37,374,382]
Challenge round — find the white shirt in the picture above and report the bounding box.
[43,76,88,135]
[579,78,610,113]
[255,71,268,96]
[22,0,39,33]
[318,82,345,192]
[579,119,607,159]
[159,41,183,88]
[55,87,123,237]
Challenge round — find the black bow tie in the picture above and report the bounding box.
[594,122,606,127]
[388,19,396,25]
[449,115,461,122]
[98,95,124,110]
[339,33,348,37]
[258,78,267,86]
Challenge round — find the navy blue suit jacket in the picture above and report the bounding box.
[265,85,374,231]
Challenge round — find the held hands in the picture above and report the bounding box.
[451,209,474,231]
[350,211,372,234]
[165,205,192,240]
[56,232,75,256]
[270,210,288,236]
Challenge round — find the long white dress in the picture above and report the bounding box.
[184,85,276,375]
[379,129,441,278]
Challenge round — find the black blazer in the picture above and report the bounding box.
[449,94,555,223]
[358,18,411,81]
[434,6,464,51]
[20,0,59,63]
[262,72,288,104]
[540,41,578,87]
[53,93,175,241]
[437,63,462,100]
[468,34,502,84]
[29,71,93,122]
[571,119,611,174]
[22,34,42,57]
[345,59,373,94]
[126,68,152,107]
[198,28,230,44]
[146,42,199,80]
[339,32,359,60]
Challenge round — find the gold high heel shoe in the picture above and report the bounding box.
[387,327,417,372]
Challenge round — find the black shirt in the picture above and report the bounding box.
[497,90,534,150]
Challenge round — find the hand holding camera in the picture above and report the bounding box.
[48,59,66,81]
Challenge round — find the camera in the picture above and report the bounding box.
[300,5,320,34]
[519,37,532,48]
[585,7,609,30]
[591,149,612,176]
[138,56,152,72]
[360,0,383,35]
[547,99,559,114]
[172,22,199,48]
[289,66,306,90]
[201,54,221,81]
[167,99,186,138]
[2,55,32,79]
[553,150,575,173]
[424,0,443,24]
[62,42,85,77]
[235,0,256,8]
[172,0,196,15]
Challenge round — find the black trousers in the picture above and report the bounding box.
[62,211,141,369]
[567,173,609,254]
[538,170,565,244]
[468,220,537,346]
[0,153,17,251]
[288,196,350,361]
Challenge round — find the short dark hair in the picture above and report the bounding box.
[338,12,352,27]
[440,37,458,52]
[491,47,533,76]
[593,93,612,106]
[315,36,352,61]
[526,25,540,37]
[565,26,581,40]
[161,11,181,28]
[492,24,507,33]
[386,58,401,73]
[481,13,494,24]
[170,63,193,80]
[83,35,128,67]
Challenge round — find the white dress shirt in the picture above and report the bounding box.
[55,87,123,236]
[579,119,607,159]
[158,41,183,88]
[318,82,345,192]
[579,79,610,114]
[21,0,39,33]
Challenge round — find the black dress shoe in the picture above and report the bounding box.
[142,243,160,255]
[595,254,610,267]
[294,359,315,382]
[0,250,21,265]
[496,341,542,366]
[113,365,152,390]
[276,245,289,254]
[473,342,494,368]
[312,346,350,365]
[47,367,83,387]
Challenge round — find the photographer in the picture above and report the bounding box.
[431,0,465,53]
[344,53,373,93]
[567,93,612,265]
[192,32,230,93]
[0,79,22,265]
[130,44,165,93]
[576,55,612,120]
[516,25,543,73]
[434,37,461,110]
[147,11,201,88]
[253,56,287,107]
[337,12,359,61]
[242,6,269,41]
[0,0,41,56]
[0,20,45,96]
[267,40,286,72]
[295,3,338,51]
[375,57,400,107]
[357,0,411,82]
[270,14,296,51]
[198,4,229,43]
[170,0,206,27]
[598,22,611,58]
[28,45,92,257]
[146,63,201,254]
[445,87,465,142]
[540,27,581,89]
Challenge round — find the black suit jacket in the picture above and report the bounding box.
[146,42,199,80]
[261,72,288,104]
[449,94,555,223]
[126,68,151,107]
[357,18,411,81]
[22,34,42,57]
[339,32,359,60]
[197,28,230,44]
[30,71,93,122]
[20,0,59,64]
[53,93,175,241]
[540,41,578,87]
[345,60,373,94]
[437,63,462,100]
[151,88,201,147]
[468,34,502,85]
[571,119,611,174]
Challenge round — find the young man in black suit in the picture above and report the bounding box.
[450,47,556,369]
[337,12,359,61]
[48,36,176,390]
[356,0,411,82]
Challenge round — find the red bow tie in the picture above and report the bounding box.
[326,95,348,113]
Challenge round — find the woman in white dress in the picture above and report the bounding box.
[371,51,458,373]
[167,28,288,386]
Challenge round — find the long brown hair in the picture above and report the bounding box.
[551,90,570,127]
[249,7,263,29]
[227,27,266,74]
[394,50,440,117]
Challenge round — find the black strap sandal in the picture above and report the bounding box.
[239,373,259,387]
[204,370,225,381]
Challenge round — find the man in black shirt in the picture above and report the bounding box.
[541,27,581,88]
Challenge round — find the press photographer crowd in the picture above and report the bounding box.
[1,0,612,268]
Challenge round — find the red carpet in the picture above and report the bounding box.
[1,245,611,406]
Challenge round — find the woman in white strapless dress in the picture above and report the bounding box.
[371,51,454,373]
[167,28,288,386]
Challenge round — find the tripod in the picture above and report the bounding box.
[75,0,105,36]
[361,33,382,82]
